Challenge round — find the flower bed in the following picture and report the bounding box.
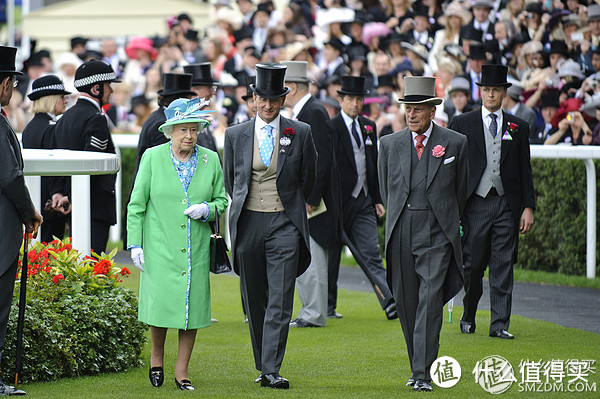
[0,237,147,383]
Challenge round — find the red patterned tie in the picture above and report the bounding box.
[1,109,6,118]
[415,134,426,159]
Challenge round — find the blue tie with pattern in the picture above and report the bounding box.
[351,119,362,147]
[490,113,498,138]
[260,125,274,167]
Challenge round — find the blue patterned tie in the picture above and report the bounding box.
[259,125,274,167]
[490,113,498,138]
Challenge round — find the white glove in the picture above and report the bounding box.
[184,203,210,220]
[131,247,145,272]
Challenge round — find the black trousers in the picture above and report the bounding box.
[91,219,111,254]
[0,255,18,365]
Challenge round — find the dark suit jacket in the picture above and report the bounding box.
[297,96,342,248]
[378,124,468,303]
[513,103,538,141]
[329,113,382,208]
[136,107,168,171]
[0,114,35,274]
[449,109,535,261]
[223,116,317,276]
[54,98,117,224]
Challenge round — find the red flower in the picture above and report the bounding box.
[365,125,373,133]
[93,259,112,275]
[52,274,64,284]
[120,267,131,276]
[509,122,518,130]
[283,127,295,137]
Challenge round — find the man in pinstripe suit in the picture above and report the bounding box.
[448,65,535,340]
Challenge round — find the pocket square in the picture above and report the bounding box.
[443,156,455,165]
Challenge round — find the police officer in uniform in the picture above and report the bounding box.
[53,60,120,254]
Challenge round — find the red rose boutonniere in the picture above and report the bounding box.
[364,125,374,145]
[502,122,517,141]
[280,127,295,153]
[364,125,373,133]
[432,145,445,158]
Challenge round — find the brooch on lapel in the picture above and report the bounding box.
[502,122,517,141]
[364,125,374,145]
[202,154,208,166]
[432,145,445,158]
[279,127,295,154]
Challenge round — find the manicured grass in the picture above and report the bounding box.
[18,271,600,398]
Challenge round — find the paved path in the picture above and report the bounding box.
[115,251,600,334]
[337,266,600,335]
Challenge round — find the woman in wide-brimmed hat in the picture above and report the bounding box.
[429,1,471,72]
[22,75,71,242]
[128,96,228,391]
[123,36,157,96]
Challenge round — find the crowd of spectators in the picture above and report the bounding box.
[8,0,600,145]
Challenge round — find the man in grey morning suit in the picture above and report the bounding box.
[0,45,43,396]
[449,64,535,340]
[379,77,468,392]
[223,63,316,389]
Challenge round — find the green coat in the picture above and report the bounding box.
[127,143,228,329]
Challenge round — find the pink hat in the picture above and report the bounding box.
[362,22,392,47]
[125,36,157,61]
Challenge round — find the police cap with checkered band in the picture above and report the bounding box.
[74,59,120,91]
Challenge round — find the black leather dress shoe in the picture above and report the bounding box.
[175,378,195,391]
[254,374,263,383]
[260,373,289,389]
[0,382,26,396]
[290,318,319,328]
[460,321,475,334]
[405,378,415,387]
[327,311,343,319]
[149,366,164,387]
[490,329,514,339]
[413,379,433,392]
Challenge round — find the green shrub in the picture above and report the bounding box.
[518,159,595,276]
[0,238,147,383]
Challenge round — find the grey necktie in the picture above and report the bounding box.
[490,113,498,138]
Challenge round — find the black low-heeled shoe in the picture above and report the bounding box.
[175,378,195,391]
[149,366,164,387]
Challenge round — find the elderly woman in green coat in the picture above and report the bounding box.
[127,97,228,391]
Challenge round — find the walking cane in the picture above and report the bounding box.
[14,232,31,388]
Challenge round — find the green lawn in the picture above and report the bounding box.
[18,271,600,398]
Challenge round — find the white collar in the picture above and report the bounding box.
[292,93,312,119]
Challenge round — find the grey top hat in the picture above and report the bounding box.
[589,4,600,21]
[473,0,494,9]
[281,61,310,83]
[448,76,471,95]
[398,76,443,105]
[507,84,524,101]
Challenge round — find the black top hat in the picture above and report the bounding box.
[324,37,345,53]
[347,46,367,62]
[242,75,256,101]
[462,26,484,43]
[540,90,560,108]
[131,94,150,107]
[549,40,569,57]
[0,46,23,76]
[184,29,199,42]
[157,73,197,97]
[476,64,512,88]
[251,63,290,99]
[28,75,71,101]
[74,60,120,90]
[337,75,369,96]
[254,2,271,16]
[183,63,220,87]
[70,36,88,49]
[234,25,254,44]
[469,43,487,60]
[413,4,429,18]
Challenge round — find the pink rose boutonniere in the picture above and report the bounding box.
[364,125,373,133]
[432,145,445,158]
[280,127,296,153]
